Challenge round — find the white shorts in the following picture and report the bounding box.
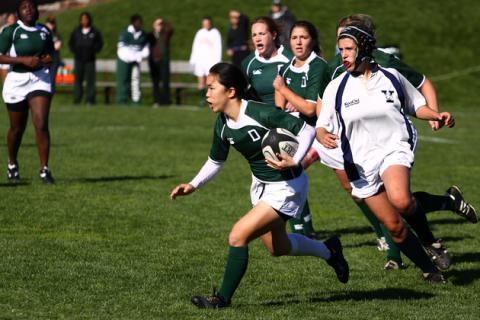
[2,69,51,104]
[193,62,216,77]
[350,149,414,199]
[0,64,9,70]
[311,139,344,170]
[250,172,308,219]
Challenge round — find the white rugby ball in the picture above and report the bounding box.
[261,128,298,161]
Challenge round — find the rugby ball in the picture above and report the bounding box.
[261,128,298,161]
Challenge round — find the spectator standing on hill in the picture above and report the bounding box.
[269,0,296,49]
[0,12,17,83]
[116,14,149,105]
[226,10,250,67]
[45,16,62,93]
[68,12,103,106]
[189,16,222,106]
[147,18,173,107]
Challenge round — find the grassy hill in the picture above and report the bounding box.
[51,0,480,107]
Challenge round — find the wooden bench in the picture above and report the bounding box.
[60,58,197,105]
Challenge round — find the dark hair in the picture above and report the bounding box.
[130,14,142,24]
[251,16,280,48]
[203,16,213,23]
[337,14,376,36]
[79,12,92,25]
[290,20,321,55]
[17,0,39,23]
[209,63,260,101]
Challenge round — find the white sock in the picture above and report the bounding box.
[288,233,331,260]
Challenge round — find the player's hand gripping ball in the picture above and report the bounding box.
[261,128,298,161]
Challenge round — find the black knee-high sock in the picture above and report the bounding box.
[403,194,436,245]
[413,191,450,213]
[396,230,438,273]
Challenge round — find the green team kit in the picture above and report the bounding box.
[118,28,148,53]
[280,52,330,126]
[209,100,305,182]
[116,26,148,104]
[241,46,293,105]
[0,21,53,73]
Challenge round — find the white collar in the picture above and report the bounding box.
[127,25,143,39]
[254,45,290,64]
[18,20,39,32]
[288,51,318,73]
[225,100,248,128]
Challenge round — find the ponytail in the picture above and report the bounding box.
[209,62,261,101]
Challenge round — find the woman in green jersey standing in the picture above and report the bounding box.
[0,0,55,183]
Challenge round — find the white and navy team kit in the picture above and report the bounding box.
[316,66,425,198]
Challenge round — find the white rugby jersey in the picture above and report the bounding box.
[316,66,426,181]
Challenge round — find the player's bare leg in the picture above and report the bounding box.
[382,165,452,270]
[7,110,28,166]
[30,95,54,183]
[335,168,403,268]
[364,189,444,283]
[6,109,28,182]
[197,75,207,105]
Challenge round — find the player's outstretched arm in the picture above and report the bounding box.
[170,183,196,200]
[415,106,455,128]
[419,78,442,131]
[170,158,225,200]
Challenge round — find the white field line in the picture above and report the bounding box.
[51,105,203,112]
[417,136,458,144]
[93,125,146,131]
[430,65,480,81]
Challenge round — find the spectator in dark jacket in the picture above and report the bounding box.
[147,18,173,106]
[226,10,250,67]
[68,12,103,105]
[269,0,296,49]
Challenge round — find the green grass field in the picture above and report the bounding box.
[0,98,478,319]
[0,0,479,317]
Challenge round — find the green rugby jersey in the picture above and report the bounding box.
[328,48,425,88]
[209,100,306,182]
[241,46,293,105]
[280,52,330,126]
[0,20,53,73]
[118,27,148,51]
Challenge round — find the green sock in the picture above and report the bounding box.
[379,223,403,263]
[356,201,383,238]
[301,200,315,236]
[198,88,206,104]
[218,246,248,303]
[289,217,304,234]
[288,200,315,236]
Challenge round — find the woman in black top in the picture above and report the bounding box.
[68,12,103,105]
